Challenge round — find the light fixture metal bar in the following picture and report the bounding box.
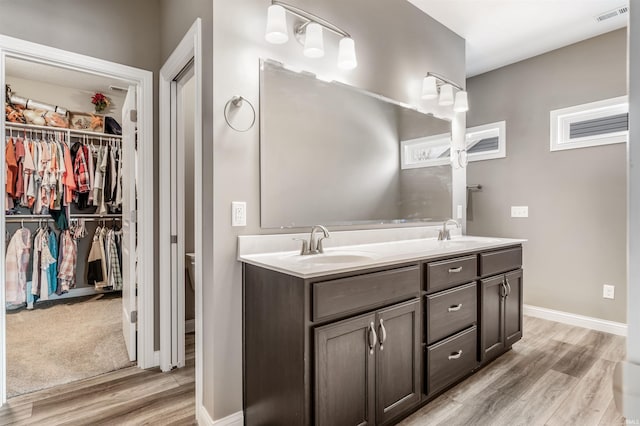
[272,0,351,38]
[427,72,464,91]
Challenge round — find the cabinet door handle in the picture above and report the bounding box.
[378,319,387,351]
[448,304,463,312]
[448,350,463,360]
[448,266,463,273]
[506,278,512,296]
[368,322,378,355]
[500,282,507,298]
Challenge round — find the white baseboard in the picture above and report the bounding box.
[185,319,195,334]
[523,304,627,336]
[198,407,243,426]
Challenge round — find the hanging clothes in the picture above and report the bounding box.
[106,228,123,290]
[5,227,32,306]
[57,229,77,294]
[47,230,58,295]
[87,226,108,289]
[31,227,56,301]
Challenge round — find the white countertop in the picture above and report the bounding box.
[238,235,526,279]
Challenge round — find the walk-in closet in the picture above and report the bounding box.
[3,56,139,398]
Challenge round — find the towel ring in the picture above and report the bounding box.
[224,95,256,133]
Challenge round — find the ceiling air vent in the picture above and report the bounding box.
[595,5,629,22]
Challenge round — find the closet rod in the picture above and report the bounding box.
[6,216,122,223]
[4,121,122,139]
[6,214,122,219]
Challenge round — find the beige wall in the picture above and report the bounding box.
[467,29,627,323]
[211,0,464,419]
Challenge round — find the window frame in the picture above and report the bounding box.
[550,96,628,152]
[465,120,506,162]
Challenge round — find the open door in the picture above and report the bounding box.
[121,86,138,362]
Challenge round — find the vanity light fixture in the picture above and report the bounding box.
[264,1,358,70]
[421,72,469,112]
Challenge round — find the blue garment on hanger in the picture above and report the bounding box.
[47,231,58,295]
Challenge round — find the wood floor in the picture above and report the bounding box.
[0,334,195,426]
[399,315,626,426]
[0,318,627,425]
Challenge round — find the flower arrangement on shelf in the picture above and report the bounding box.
[91,92,110,113]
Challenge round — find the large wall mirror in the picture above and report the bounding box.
[260,59,453,228]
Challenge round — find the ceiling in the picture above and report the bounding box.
[5,56,130,93]
[409,0,629,77]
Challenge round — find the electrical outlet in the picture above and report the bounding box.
[511,206,529,218]
[603,284,615,299]
[232,201,246,227]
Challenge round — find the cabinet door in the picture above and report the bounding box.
[315,312,376,426]
[504,269,523,347]
[376,299,421,424]
[480,275,505,362]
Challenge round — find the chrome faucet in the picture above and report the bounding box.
[294,225,331,255]
[438,219,460,241]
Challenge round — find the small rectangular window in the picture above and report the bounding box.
[550,96,628,152]
[465,121,506,162]
[400,133,451,169]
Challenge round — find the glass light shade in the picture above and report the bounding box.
[421,76,438,99]
[265,5,288,44]
[337,37,357,70]
[453,90,469,112]
[439,84,454,106]
[303,23,324,58]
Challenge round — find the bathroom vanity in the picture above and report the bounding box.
[241,235,524,425]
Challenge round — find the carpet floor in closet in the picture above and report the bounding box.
[5,293,133,397]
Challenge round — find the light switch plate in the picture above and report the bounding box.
[232,201,247,227]
[511,206,529,218]
[603,284,615,299]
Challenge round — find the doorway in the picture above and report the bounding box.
[159,18,204,422]
[0,34,155,405]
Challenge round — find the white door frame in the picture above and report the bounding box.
[0,34,156,406]
[159,18,204,421]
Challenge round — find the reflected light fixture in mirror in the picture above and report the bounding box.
[421,72,469,112]
[264,1,357,70]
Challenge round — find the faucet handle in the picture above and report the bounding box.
[293,238,310,255]
[316,235,328,253]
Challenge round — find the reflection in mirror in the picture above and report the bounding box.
[260,59,453,228]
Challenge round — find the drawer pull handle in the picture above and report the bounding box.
[368,322,378,355]
[379,319,387,351]
[506,278,512,296]
[448,266,463,273]
[448,350,463,360]
[448,304,463,312]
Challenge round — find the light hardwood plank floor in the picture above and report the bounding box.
[0,318,627,426]
[399,315,627,426]
[0,334,196,426]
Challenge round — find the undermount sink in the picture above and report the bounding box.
[290,251,376,265]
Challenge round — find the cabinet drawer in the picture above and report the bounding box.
[426,326,478,395]
[313,266,420,322]
[480,247,522,277]
[425,282,477,344]
[426,255,477,293]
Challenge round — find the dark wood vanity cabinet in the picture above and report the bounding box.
[479,251,523,363]
[315,299,421,426]
[243,244,523,426]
